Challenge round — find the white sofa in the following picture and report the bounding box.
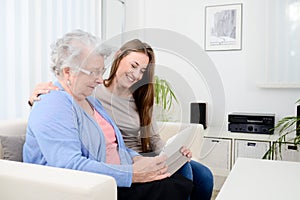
[0,119,204,200]
[0,119,117,200]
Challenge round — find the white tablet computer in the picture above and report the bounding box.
[159,126,198,175]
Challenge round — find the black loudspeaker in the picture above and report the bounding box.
[190,102,207,129]
[297,104,300,135]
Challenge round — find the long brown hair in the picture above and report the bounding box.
[104,39,155,152]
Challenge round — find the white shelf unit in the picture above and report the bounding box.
[196,127,282,190]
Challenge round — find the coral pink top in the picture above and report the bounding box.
[94,110,120,164]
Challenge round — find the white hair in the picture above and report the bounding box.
[50,29,111,77]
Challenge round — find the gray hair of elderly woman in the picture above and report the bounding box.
[50,29,111,77]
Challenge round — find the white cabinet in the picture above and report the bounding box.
[198,137,231,190]
[199,137,232,173]
[234,139,270,161]
[274,142,300,162]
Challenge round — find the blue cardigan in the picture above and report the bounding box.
[23,82,140,187]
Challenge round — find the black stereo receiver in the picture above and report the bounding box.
[228,112,275,134]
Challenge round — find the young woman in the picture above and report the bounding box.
[29,38,213,200]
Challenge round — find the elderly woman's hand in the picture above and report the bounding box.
[28,82,59,106]
[132,155,170,183]
[132,155,143,163]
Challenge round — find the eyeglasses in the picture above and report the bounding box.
[78,67,107,77]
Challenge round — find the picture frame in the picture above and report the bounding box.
[205,3,243,51]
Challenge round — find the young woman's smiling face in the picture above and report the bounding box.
[115,51,149,89]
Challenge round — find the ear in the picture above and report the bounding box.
[62,67,71,79]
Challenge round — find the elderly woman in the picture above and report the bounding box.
[23,30,192,200]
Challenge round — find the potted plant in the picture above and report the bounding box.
[263,99,300,159]
[154,75,179,121]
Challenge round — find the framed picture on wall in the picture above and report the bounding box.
[205,3,243,51]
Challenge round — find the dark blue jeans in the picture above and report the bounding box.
[176,160,214,200]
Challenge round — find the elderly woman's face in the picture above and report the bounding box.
[115,51,149,89]
[70,52,105,100]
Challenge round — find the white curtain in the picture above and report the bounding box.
[0,0,102,120]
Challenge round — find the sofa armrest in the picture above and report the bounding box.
[157,122,192,142]
[0,160,117,200]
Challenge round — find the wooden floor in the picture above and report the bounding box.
[211,190,219,200]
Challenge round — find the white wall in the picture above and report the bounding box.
[124,0,300,128]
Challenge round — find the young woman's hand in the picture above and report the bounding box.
[180,146,192,161]
[132,155,170,183]
[28,82,59,106]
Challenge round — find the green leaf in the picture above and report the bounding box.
[263,98,300,159]
[154,75,179,121]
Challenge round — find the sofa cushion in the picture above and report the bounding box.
[0,135,25,162]
[0,119,27,160]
